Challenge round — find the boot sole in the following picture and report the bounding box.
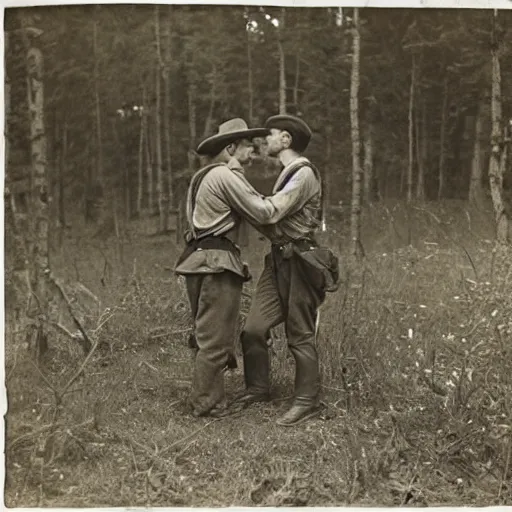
[276,407,322,427]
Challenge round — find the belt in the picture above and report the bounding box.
[271,238,317,259]
[176,234,240,266]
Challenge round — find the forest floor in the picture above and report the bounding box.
[4,199,512,507]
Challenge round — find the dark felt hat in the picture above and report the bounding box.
[196,118,270,156]
[265,114,312,152]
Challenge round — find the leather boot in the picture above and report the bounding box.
[276,403,322,426]
[232,331,271,406]
[276,340,321,425]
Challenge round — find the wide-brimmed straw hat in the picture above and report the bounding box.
[196,118,270,156]
[265,114,312,152]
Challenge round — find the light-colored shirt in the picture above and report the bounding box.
[175,158,284,277]
[255,156,322,244]
[175,156,322,277]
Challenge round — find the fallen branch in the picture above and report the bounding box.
[61,340,100,397]
[9,417,94,451]
[51,321,76,340]
[75,281,100,306]
[47,271,92,354]
[30,359,59,395]
[160,412,244,457]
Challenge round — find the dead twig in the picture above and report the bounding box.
[9,417,94,451]
[29,359,59,395]
[47,272,92,354]
[61,340,100,396]
[160,419,220,457]
[51,321,76,340]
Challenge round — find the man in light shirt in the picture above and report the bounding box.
[233,114,336,427]
[175,118,300,418]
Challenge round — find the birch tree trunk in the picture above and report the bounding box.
[469,100,485,208]
[407,55,416,203]
[5,30,27,270]
[188,82,197,170]
[293,51,300,112]
[163,9,173,216]
[415,98,426,201]
[488,10,509,243]
[136,91,144,217]
[202,65,217,140]
[90,10,104,223]
[59,119,68,245]
[247,29,254,125]
[143,86,154,213]
[437,75,448,200]
[363,121,374,205]
[25,22,50,358]
[154,5,166,232]
[278,8,287,115]
[325,125,333,208]
[350,8,363,258]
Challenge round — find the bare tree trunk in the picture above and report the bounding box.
[136,90,144,217]
[415,97,426,201]
[155,5,166,232]
[325,124,333,207]
[6,31,11,172]
[469,100,485,208]
[163,9,173,216]
[25,23,50,358]
[202,65,217,139]
[488,10,509,243]
[350,8,363,259]
[143,86,153,213]
[407,55,416,203]
[91,10,104,223]
[278,8,287,115]
[437,75,448,200]
[5,30,27,270]
[293,51,300,113]
[363,122,374,204]
[93,17,102,184]
[58,119,68,246]
[247,30,254,124]
[188,82,197,170]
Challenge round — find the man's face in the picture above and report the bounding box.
[233,138,255,164]
[265,128,286,157]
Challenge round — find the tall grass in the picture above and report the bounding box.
[4,201,512,506]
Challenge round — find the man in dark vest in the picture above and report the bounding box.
[175,118,302,419]
[233,114,337,427]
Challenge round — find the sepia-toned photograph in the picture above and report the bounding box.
[3,2,512,507]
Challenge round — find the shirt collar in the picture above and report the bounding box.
[227,157,244,174]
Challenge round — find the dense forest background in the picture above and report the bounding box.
[4,6,512,507]
[5,5,512,238]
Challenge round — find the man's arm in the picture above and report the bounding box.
[214,166,280,225]
[263,166,319,224]
[215,165,319,226]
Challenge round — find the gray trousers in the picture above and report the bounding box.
[185,271,243,415]
[241,246,325,406]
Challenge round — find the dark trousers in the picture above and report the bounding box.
[241,246,325,406]
[186,271,243,415]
